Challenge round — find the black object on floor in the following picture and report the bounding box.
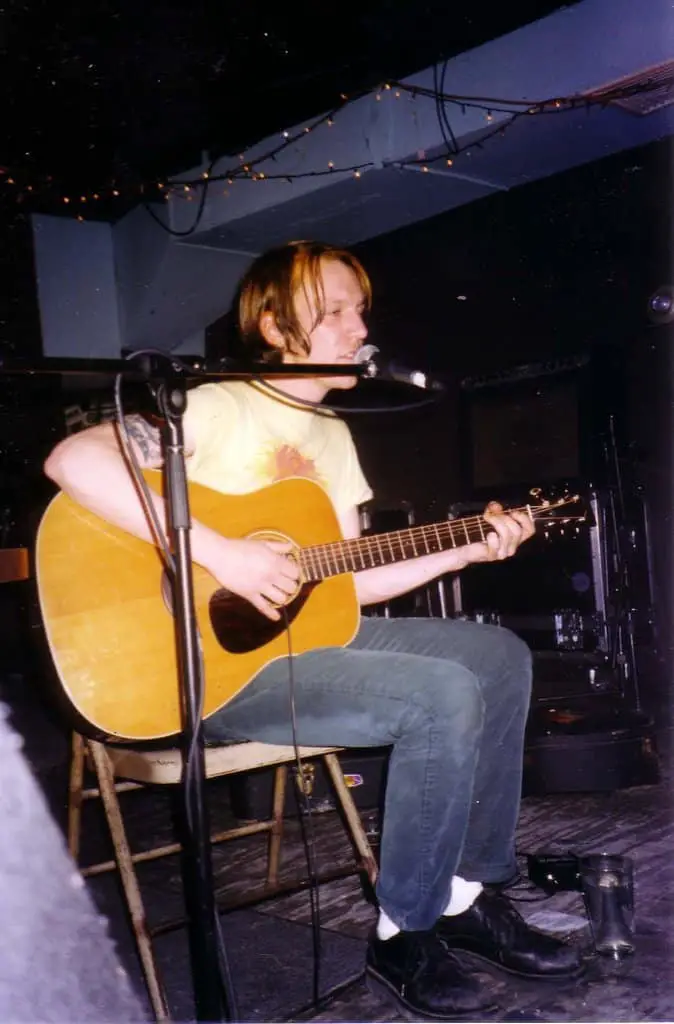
[100,895,367,1023]
[523,703,660,795]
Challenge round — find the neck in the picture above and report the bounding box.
[261,373,329,405]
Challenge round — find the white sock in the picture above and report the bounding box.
[376,908,401,940]
[377,875,482,940]
[442,876,483,916]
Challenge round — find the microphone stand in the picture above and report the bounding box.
[0,353,367,1022]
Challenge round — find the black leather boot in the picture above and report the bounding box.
[366,929,499,1020]
[435,888,585,979]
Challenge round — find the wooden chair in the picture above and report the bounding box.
[67,733,379,1021]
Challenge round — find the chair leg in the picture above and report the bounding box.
[266,765,288,887]
[88,740,171,1022]
[322,753,379,885]
[67,732,86,862]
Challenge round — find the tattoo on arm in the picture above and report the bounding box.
[123,415,162,464]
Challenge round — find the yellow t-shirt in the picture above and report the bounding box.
[184,380,373,515]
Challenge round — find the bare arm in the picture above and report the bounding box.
[44,417,201,549]
[337,505,535,607]
[44,417,299,620]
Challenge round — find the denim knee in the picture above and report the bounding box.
[408,666,485,738]
[483,625,532,694]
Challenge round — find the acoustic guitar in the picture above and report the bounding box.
[36,471,582,742]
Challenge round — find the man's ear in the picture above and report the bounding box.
[259,311,286,351]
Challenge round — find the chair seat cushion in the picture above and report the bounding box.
[105,742,342,786]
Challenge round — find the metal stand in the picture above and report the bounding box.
[156,379,230,1021]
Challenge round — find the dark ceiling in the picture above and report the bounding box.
[3,1,579,193]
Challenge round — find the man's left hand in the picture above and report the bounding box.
[466,501,535,565]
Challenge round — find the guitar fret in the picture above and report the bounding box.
[409,529,418,558]
[433,523,442,553]
[318,546,331,579]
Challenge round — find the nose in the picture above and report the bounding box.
[349,309,368,342]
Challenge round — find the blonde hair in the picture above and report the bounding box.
[238,240,371,362]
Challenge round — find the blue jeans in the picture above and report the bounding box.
[204,616,532,932]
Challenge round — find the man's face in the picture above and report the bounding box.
[288,258,368,391]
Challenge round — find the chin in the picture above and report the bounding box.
[325,374,358,391]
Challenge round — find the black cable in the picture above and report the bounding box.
[434,61,459,157]
[281,606,324,1009]
[245,373,443,416]
[142,153,218,237]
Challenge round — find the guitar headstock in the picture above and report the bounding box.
[527,487,588,531]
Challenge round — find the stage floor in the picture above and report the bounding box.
[1,659,673,1023]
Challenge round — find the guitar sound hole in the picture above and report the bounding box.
[209,585,314,654]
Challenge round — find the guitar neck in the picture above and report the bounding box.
[299,506,530,582]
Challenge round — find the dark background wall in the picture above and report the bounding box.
[338,135,673,682]
[346,136,672,516]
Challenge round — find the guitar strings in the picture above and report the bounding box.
[300,500,581,578]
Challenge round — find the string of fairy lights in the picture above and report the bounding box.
[1,73,670,225]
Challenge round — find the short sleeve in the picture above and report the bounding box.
[332,418,373,512]
[184,383,237,467]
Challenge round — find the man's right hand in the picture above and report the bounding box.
[205,537,301,621]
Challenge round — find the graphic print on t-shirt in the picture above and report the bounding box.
[257,443,325,487]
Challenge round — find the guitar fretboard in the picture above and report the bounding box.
[300,510,514,582]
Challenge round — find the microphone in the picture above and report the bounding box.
[355,345,445,392]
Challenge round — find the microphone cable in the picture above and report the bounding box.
[280,607,325,1010]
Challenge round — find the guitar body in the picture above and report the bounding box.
[36,472,359,742]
